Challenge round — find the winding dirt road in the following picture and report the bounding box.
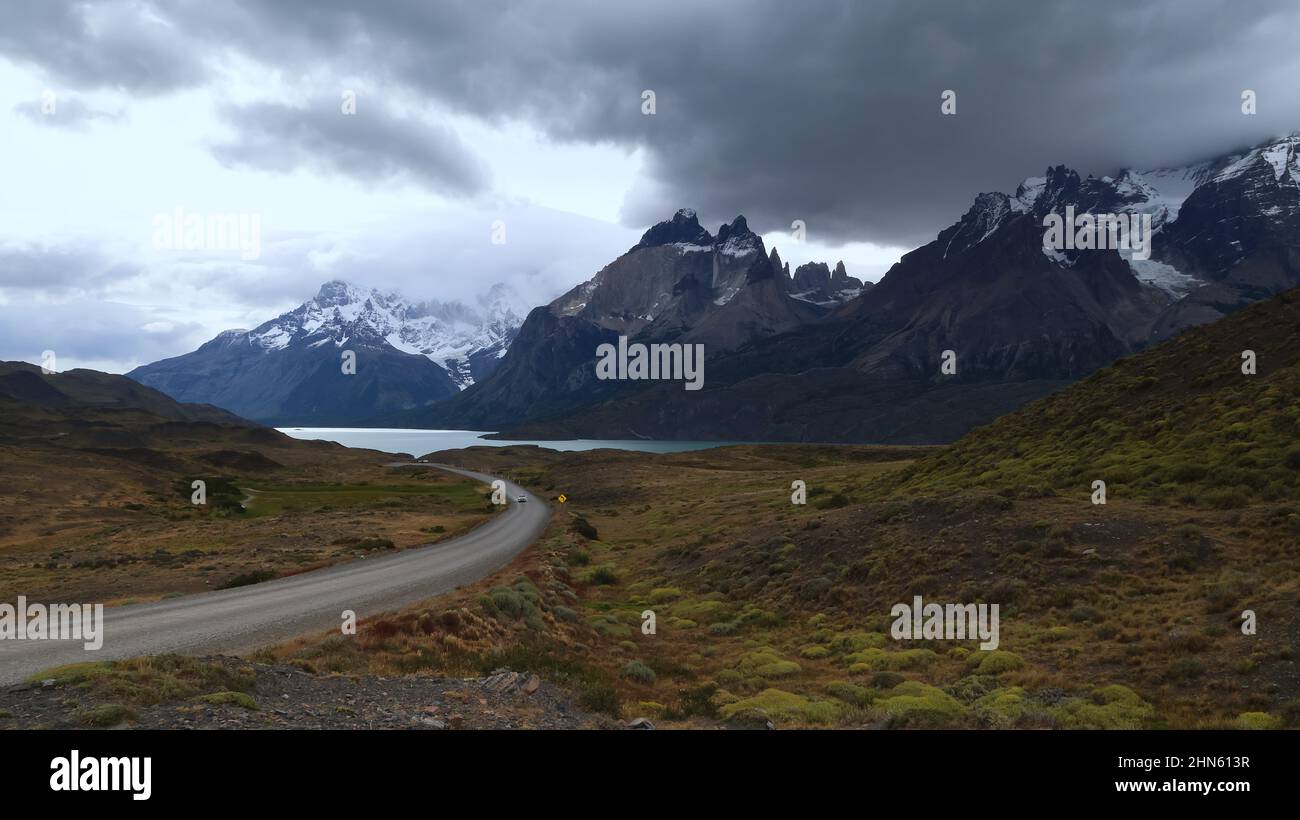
[0,465,547,686]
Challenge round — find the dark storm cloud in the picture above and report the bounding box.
[210,99,490,195]
[7,0,1300,245]
[0,0,207,94]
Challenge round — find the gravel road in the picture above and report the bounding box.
[0,465,547,686]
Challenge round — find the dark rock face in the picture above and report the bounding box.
[424,210,830,429]
[1154,135,1300,331]
[840,202,1165,382]
[832,261,863,291]
[792,261,831,293]
[769,247,788,281]
[632,208,713,250]
[790,261,865,304]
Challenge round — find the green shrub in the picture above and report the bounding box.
[486,586,533,619]
[867,671,906,689]
[1053,685,1155,729]
[648,587,682,604]
[194,691,258,710]
[553,606,579,622]
[77,703,137,727]
[825,681,872,707]
[583,566,618,586]
[737,650,802,679]
[971,686,1053,728]
[1068,604,1099,622]
[973,650,1025,675]
[828,632,887,653]
[872,682,968,728]
[671,599,730,623]
[1235,711,1282,730]
[754,660,801,678]
[844,647,937,671]
[620,661,657,685]
[736,606,783,628]
[670,683,720,719]
[733,647,800,680]
[718,688,840,725]
[587,614,632,637]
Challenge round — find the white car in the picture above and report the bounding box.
[516,495,528,503]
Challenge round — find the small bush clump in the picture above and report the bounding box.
[621,661,657,685]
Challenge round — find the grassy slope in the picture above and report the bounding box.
[896,288,1300,506]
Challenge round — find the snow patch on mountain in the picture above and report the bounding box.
[672,242,714,253]
[717,234,760,259]
[1126,257,1200,297]
[1011,176,1046,212]
[1211,134,1300,185]
[1123,158,1229,224]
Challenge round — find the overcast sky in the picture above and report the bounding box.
[2,0,1299,372]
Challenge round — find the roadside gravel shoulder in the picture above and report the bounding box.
[0,655,617,730]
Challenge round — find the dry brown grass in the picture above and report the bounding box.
[0,438,496,602]
[266,442,1299,729]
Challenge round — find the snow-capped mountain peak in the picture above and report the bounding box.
[961,132,1300,303]
[1211,133,1300,185]
[241,280,526,388]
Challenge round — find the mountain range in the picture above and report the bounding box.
[130,133,1300,441]
[129,281,528,426]
[418,133,1300,442]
